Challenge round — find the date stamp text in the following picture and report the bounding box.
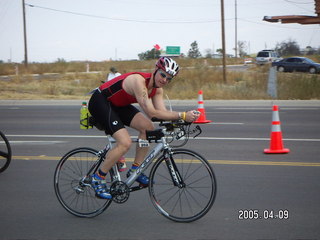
[238,209,289,220]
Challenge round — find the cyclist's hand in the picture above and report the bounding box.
[185,110,200,122]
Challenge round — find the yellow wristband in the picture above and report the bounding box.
[182,112,186,121]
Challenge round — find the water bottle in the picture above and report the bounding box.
[80,102,92,129]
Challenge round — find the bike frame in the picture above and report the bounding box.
[107,134,170,187]
[85,122,201,192]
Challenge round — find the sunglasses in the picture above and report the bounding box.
[159,70,173,82]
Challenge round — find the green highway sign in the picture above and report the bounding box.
[166,46,180,55]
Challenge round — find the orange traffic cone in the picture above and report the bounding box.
[264,105,290,154]
[194,90,212,124]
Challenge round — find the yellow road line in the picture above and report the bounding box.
[208,160,320,167]
[12,155,320,167]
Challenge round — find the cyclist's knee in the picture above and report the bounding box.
[112,129,132,152]
[131,113,154,133]
[117,137,132,153]
[140,120,154,133]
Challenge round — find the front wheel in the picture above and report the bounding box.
[54,147,114,218]
[309,67,316,74]
[277,66,285,72]
[149,149,217,222]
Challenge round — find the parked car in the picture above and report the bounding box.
[272,57,320,74]
[244,57,253,65]
[256,50,281,65]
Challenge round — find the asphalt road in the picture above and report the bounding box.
[0,100,320,240]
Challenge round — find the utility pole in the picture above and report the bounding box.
[220,0,227,83]
[235,0,238,58]
[22,0,28,68]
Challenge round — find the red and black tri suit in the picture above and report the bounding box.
[88,72,157,135]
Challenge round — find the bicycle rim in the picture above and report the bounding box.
[149,149,217,222]
[0,131,12,173]
[54,147,113,218]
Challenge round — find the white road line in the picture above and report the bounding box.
[210,107,320,110]
[208,112,268,114]
[196,137,320,142]
[205,122,244,125]
[6,135,320,142]
[3,141,67,145]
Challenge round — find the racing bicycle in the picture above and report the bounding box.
[0,131,12,173]
[54,119,217,222]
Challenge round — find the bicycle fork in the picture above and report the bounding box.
[164,151,185,188]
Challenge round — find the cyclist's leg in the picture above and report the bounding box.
[114,104,154,167]
[88,92,132,198]
[127,112,154,185]
[88,92,132,173]
[115,106,154,185]
[129,112,154,166]
[90,129,131,199]
[99,128,131,173]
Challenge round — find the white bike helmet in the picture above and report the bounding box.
[156,57,180,77]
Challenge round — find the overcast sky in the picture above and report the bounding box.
[0,0,319,62]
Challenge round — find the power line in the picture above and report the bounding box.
[283,0,314,4]
[282,0,315,13]
[239,18,319,30]
[25,2,319,29]
[26,3,317,28]
[25,3,220,24]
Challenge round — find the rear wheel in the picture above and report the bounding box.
[54,147,114,218]
[0,131,12,173]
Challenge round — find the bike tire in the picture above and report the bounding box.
[0,131,12,173]
[149,149,217,222]
[54,147,114,218]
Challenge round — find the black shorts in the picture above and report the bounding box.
[88,90,139,135]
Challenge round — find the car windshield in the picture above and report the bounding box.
[257,52,269,57]
[303,58,315,64]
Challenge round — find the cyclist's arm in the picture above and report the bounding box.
[126,75,199,122]
[134,79,178,120]
[150,88,201,122]
[152,88,167,111]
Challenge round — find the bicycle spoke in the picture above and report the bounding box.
[186,173,212,186]
[159,187,181,207]
[0,150,9,159]
[182,189,194,216]
[184,187,206,209]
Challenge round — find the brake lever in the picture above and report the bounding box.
[193,125,202,138]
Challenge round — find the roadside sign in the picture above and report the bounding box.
[166,46,180,55]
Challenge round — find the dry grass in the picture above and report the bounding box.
[1,59,320,100]
[0,72,103,100]
[164,66,271,100]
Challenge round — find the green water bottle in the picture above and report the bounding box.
[80,102,91,129]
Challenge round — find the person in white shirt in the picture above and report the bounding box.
[106,67,121,81]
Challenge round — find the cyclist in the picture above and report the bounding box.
[88,57,200,199]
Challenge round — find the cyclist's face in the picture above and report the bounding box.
[155,70,173,88]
